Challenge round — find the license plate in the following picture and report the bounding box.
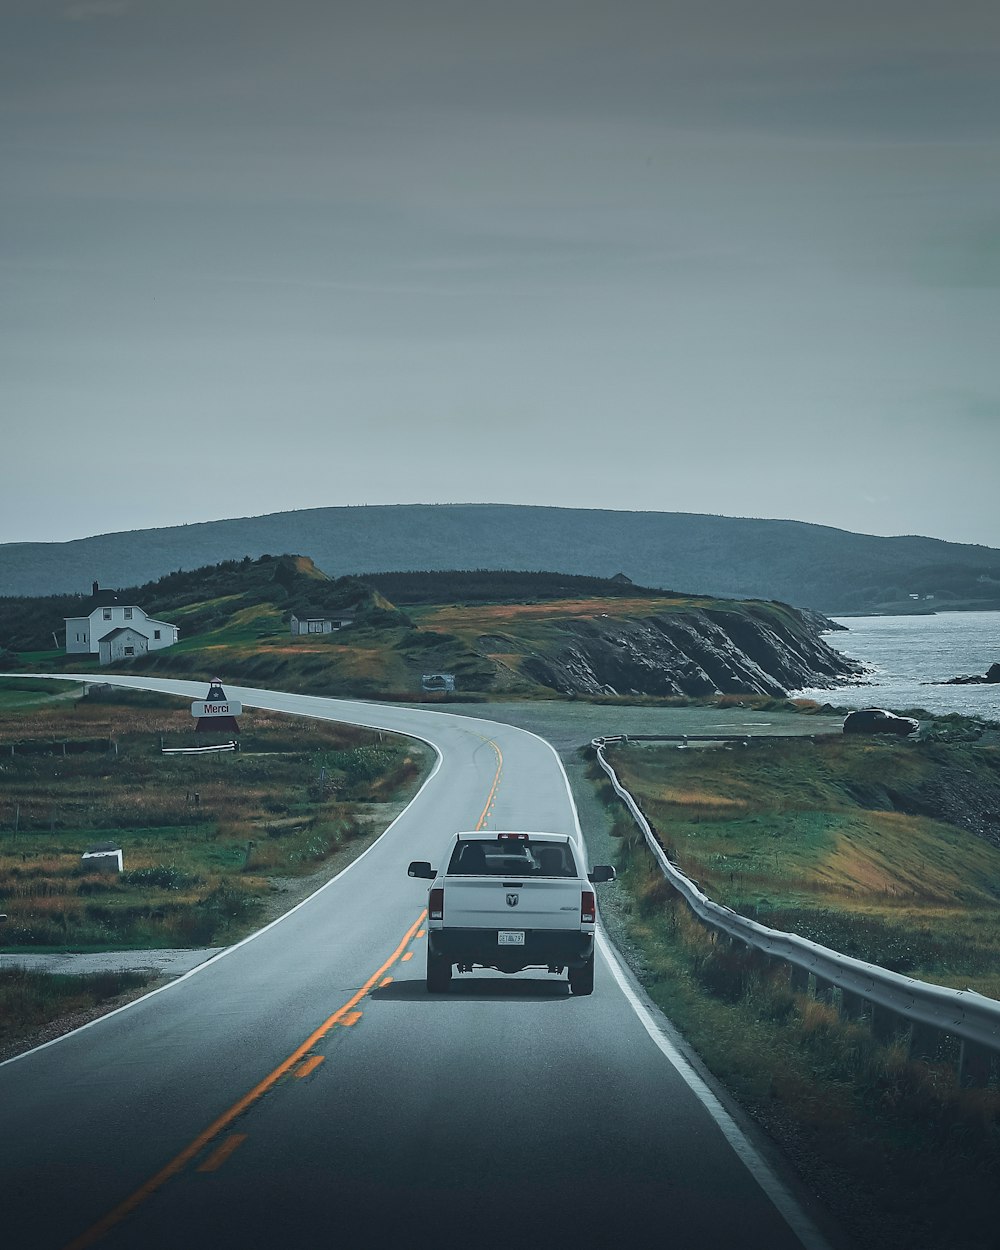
[497,930,525,946]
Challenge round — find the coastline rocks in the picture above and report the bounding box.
[942,662,1000,686]
[514,606,864,698]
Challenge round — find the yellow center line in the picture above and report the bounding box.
[294,1055,324,1079]
[340,1010,363,1027]
[196,1134,247,1173]
[64,909,427,1250]
[475,739,503,830]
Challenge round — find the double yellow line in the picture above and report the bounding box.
[66,734,506,1250]
[475,738,503,830]
[65,911,426,1250]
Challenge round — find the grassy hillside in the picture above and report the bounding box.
[1,558,860,700]
[600,731,1000,1250]
[0,555,406,655]
[607,733,1000,994]
[2,503,999,613]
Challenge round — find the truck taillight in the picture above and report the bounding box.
[581,890,596,923]
[429,887,444,920]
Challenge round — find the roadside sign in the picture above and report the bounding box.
[191,700,243,718]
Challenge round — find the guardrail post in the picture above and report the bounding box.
[908,1021,943,1062]
[789,964,809,994]
[840,989,866,1021]
[814,976,837,1005]
[870,1003,902,1044]
[958,1040,994,1089]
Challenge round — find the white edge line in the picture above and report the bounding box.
[0,675,837,1246]
[527,724,833,1250]
[0,691,444,1069]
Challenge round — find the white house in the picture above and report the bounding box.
[65,584,179,662]
[290,612,355,636]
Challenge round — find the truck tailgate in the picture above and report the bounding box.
[443,878,582,930]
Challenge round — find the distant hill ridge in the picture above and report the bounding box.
[2,503,998,613]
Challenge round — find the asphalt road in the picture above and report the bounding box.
[1,677,841,1250]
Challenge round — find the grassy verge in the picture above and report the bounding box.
[0,677,82,710]
[0,968,154,1058]
[597,732,1000,1250]
[0,685,431,952]
[607,731,1000,995]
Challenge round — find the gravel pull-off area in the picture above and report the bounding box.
[0,949,223,977]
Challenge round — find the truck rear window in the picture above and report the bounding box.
[448,839,577,877]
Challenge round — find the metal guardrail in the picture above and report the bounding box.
[160,741,238,755]
[593,735,1000,1067]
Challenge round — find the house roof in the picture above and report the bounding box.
[66,608,177,629]
[64,596,135,621]
[293,610,355,621]
[97,626,147,643]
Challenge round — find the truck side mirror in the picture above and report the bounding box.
[588,865,616,883]
[408,861,435,879]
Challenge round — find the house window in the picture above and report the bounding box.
[154,630,161,640]
[124,607,133,620]
[103,608,112,620]
[308,620,324,634]
[124,646,135,656]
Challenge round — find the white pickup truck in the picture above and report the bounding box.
[407,831,615,995]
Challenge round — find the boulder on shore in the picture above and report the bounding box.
[942,662,1000,685]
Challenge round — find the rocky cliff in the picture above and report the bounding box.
[504,604,863,698]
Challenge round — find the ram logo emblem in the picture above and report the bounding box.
[506,893,519,908]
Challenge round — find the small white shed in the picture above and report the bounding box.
[98,626,149,666]
[81,844,123,874]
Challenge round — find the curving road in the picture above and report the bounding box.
[1,678,839,1250]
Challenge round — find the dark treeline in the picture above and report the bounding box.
[364,569,673,605]
[0,555,406,653]
[4,505,1000,612]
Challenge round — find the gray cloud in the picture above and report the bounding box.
[2,0,998,548]
[63,1,130,20]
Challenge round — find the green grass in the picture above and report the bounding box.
[612,835,1000,1250]
[0,678,81,709]
[0,696,431,952]
[598,736,1000,1250]
[0,967,154,1054]
[607,735,1000,995]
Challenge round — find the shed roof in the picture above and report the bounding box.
[97,626,147,642]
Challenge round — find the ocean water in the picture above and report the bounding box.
[795,610,1000,719]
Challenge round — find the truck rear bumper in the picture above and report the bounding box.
[428,928,594,972]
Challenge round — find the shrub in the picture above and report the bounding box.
[121,864,202,890]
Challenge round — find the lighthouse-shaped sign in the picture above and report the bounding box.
[191,678,242,736]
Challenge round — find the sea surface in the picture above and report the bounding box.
[795,610,1000,719]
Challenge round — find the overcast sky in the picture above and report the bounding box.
[3,0,999,549]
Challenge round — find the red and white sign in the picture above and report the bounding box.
[191,701,243,718]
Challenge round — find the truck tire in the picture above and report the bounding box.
[426,950,452,994]
[569,955,594,996]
